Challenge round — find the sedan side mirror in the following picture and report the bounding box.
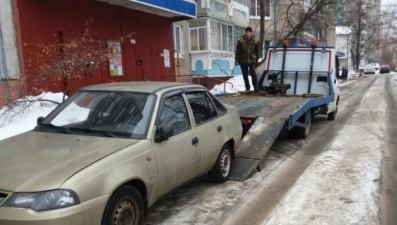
[37,116,45,125]
[154,126,173,143]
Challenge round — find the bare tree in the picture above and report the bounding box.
[344,0,382,71]
[283,0,336,39]
[379,4,397,67]
[254,0,338,65]
[24,22,134,101]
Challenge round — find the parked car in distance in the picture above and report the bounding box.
[0,82,243,225]
[373,63,380,71]
[380,64,390,74]
[363,64,376,74]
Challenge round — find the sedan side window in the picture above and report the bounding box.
[207,92,227,116]
[158,94,191,136]
[186,92,218,125]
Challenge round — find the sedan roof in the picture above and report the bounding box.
[81,81,205,93]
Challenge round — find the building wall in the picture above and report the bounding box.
[248,0,336,47]
[0,0,24,107]
[0,0,20,80]
[16,0,175,95]
[0,80,25,108]
[186,0,249,78]
[172,20,192,82]
[335,33,352,69]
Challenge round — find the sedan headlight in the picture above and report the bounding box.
[4,190,80,211]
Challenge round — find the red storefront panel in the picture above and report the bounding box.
[16,0,175,95]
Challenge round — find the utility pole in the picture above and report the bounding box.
[272,0,277,44]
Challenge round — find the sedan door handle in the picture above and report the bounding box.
[217,125,223,132]
[192,137,199,145]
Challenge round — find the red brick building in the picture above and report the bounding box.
[0,0,196,106]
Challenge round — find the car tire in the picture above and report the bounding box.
[328,110,336,121]
[328,103,338,121]
[209,143,232,183]
[102,186,144,225]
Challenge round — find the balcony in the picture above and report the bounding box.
[96,0,197,20]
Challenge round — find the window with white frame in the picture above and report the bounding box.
[173,25,183,56]
[250,0,270,18]
[189,19,208,51]
[210,20,234,52]
[316,28,324,40]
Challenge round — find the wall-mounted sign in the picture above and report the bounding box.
[164,49,170,68]
[108,41,123,77]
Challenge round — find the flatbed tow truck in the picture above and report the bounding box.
[218,41,341,181]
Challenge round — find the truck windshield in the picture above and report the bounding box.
[36,91,156,139]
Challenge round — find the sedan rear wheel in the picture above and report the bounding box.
[209,143,232,183]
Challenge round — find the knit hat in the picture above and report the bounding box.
[245,27,253,32]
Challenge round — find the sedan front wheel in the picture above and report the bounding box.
[102,186,144,225]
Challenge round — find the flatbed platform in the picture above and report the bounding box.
[220,94,308,119]
[219,94,314,181]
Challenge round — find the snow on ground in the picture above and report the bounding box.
[0,92,64,141]
[336,26,352,35]
[394,75,397,93]
[210,75,252,94]
[263,78,385,225]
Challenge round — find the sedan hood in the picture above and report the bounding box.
[0,131,138,192]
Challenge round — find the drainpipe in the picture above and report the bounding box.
[0,20,10,103]
[174,49,181,82]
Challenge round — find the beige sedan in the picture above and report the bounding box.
[0,82,242,225]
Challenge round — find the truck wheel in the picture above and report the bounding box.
[209,143,232,183]
[328,101,338,121]
[289,111,311,139]
[102,186,144,225]
[328,110,336,121]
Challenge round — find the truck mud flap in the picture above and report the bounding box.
[229,116,285,182]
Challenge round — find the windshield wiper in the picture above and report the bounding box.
[36,122,71,134]
[67,127,119,138]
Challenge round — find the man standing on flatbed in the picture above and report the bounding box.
[235,27,259,92]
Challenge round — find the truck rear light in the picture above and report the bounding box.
[241,118,255,125]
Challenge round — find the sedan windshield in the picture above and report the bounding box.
[36,91,156,139]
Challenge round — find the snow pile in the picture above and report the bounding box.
[336,26,352,35]
[0,92,65,141]
[210,75,250,94]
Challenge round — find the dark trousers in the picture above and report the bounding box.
[241,63,258,91]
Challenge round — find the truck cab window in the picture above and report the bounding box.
[186,92,218,125]
[158,94,191,136]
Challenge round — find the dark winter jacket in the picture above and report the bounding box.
[235,35,259,66]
